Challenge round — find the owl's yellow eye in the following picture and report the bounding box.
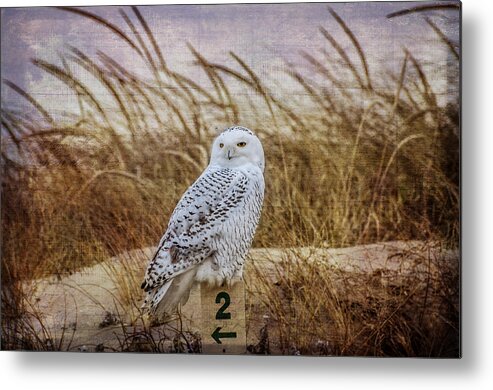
[219,143,224,148]
[237,142,247,147]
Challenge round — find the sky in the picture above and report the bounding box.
[0,2,460,113]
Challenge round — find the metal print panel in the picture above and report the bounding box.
[0,1,461,356]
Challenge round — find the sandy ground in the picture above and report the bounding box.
[22,241,458,353]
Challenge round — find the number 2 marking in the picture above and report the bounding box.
[215,291,231,320]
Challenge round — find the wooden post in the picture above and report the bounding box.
[200,281,247,354]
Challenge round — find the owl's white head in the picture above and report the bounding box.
[210,126,265,172]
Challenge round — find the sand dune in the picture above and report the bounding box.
[23,241,458,353]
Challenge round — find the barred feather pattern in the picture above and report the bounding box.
[141,129,265,318]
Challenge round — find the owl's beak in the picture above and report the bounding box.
[227,149,233,160]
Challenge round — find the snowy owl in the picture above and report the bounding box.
[141,126,265,319]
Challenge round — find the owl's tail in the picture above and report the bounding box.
[143,268,197,321]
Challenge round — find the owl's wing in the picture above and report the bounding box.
[141,167,249,292]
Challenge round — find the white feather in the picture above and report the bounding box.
[141,126,265,321]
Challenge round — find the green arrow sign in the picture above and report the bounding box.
[211,327,237,344]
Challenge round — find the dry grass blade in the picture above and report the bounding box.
[300,50,353,101]
[389,51,409,118]
[31,59,106,122]
[328,7,373,91]
[319,27,366,91]
[381,134,426,185]
[119,9,158,73]
[32,58,129,168]
[132,6,168,72]
[68,46,136,136]
[188,43,239,123]
[171,72,221,107]
[56,6,143,57]
[69,169,151,202]
[21,127,100,141]
[1,118,23,152]
[3,79,53,124]
[286,65,334,115]
[161,150,205,174]
[145,83,195,138]
[96,50,164,131]
[210,56,303,128]
[425,17,460,60]
[229,51,276,120]
[187,44,225,107]
[386,3,460,19]
[405,49,437,108]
